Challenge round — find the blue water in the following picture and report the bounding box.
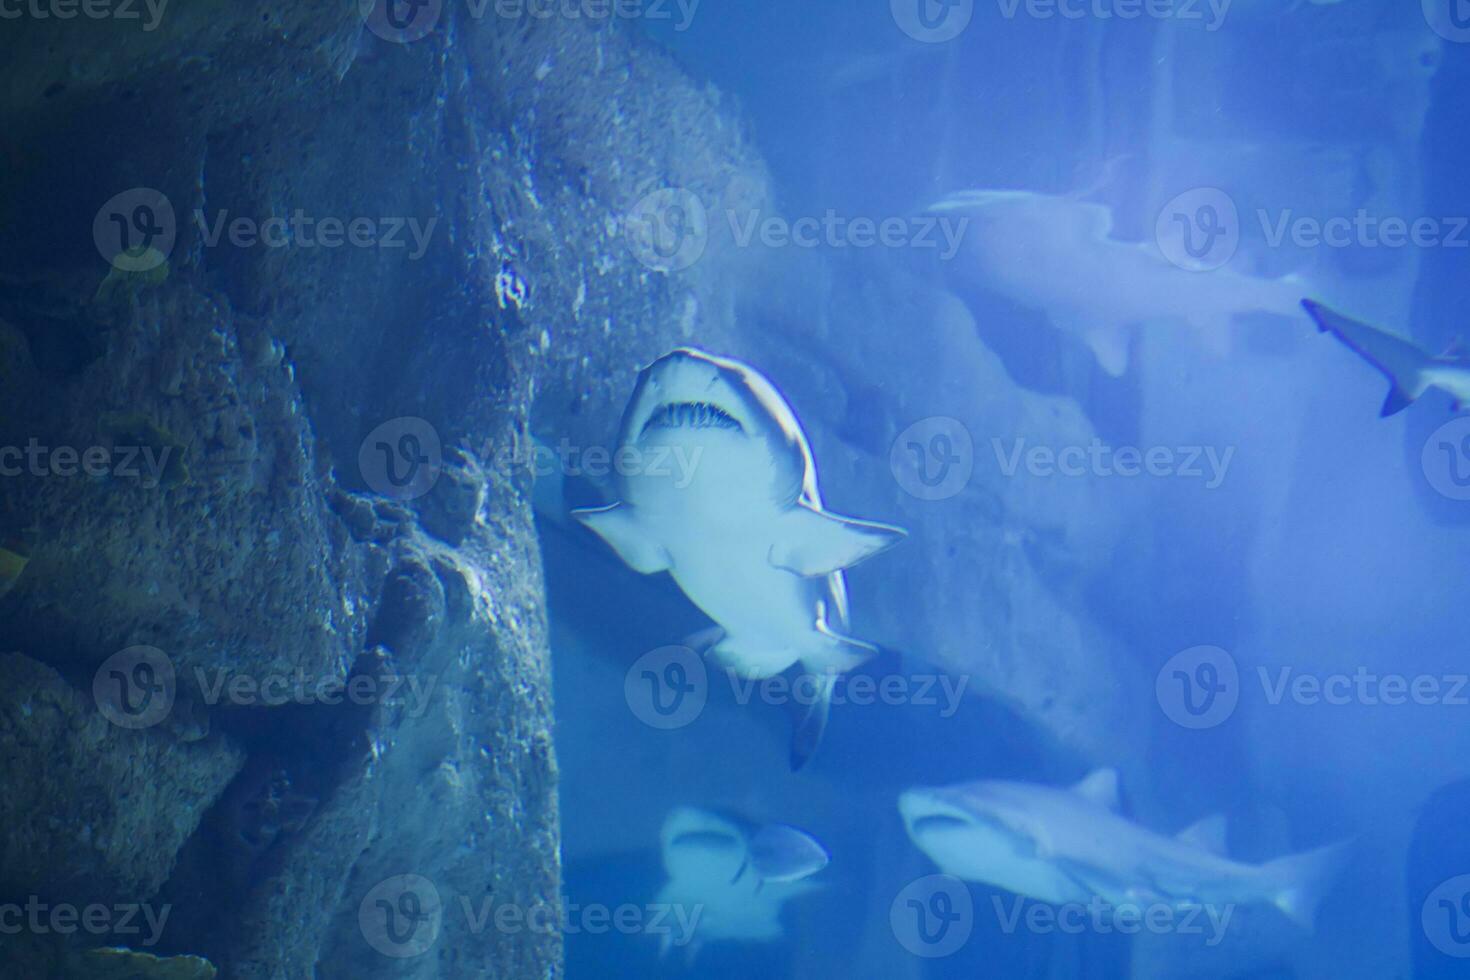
[547,3,1470,978]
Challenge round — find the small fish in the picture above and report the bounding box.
[1302,299,1470,416]
[656,806,828,963]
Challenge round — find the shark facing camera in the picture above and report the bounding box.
[573,347,907,770]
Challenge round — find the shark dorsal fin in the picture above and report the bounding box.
[1071,768,1121,811]
[1176,814,1229,856]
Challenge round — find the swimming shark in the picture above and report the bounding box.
[655,806,828,962]
[1302,299,1470,416]
[572,348,906,769]
[900,769,1349,931]
[928,189,1308,376]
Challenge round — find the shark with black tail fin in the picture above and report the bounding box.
[1303,299,1470,416]
[573,348,906,769]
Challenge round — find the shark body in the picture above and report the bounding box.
[1303,299,1470,415]
[655,806,828,962]
[900,769,1348,931]
[930,189,1306,376]
[573,348,906,769]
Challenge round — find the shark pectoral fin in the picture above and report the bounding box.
[570,503,672,574]
[1176,814,1229,856]
[768,502,907,577]
[1071,768,1122,812]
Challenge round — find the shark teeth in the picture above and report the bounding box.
[641,401,743,434]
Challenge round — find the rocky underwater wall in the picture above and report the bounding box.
[0,2,769,976]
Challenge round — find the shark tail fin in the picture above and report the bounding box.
[1265,841,1352,932]
[1381,384,1419,417]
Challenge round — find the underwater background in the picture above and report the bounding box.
[1,1,1468,978]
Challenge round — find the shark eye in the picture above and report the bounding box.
[642,401,743,435]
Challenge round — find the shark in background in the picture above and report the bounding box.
[928,189,1310,377]
[900,769,1350,932]
[1303,299,1470,416]
[572,348,907,769]
[654,806,829,963]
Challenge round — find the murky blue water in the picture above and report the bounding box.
[547,3,1470,978]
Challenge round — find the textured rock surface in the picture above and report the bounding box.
[0,651,245,907]
[0,2,773,977]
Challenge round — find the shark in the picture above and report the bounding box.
[900,769,1349,931]
[928,189,1308,376]
[655,806,828,962]
[572,348,907,769]
[1302,299,1470,416]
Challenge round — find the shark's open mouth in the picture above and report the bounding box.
[641,401,743,435]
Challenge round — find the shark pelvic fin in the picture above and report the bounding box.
[571,502,672,574]
[1176,814,1229,856]
[767,501,907,577]
[790,626,882,770]
[1071,768,1122,812]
